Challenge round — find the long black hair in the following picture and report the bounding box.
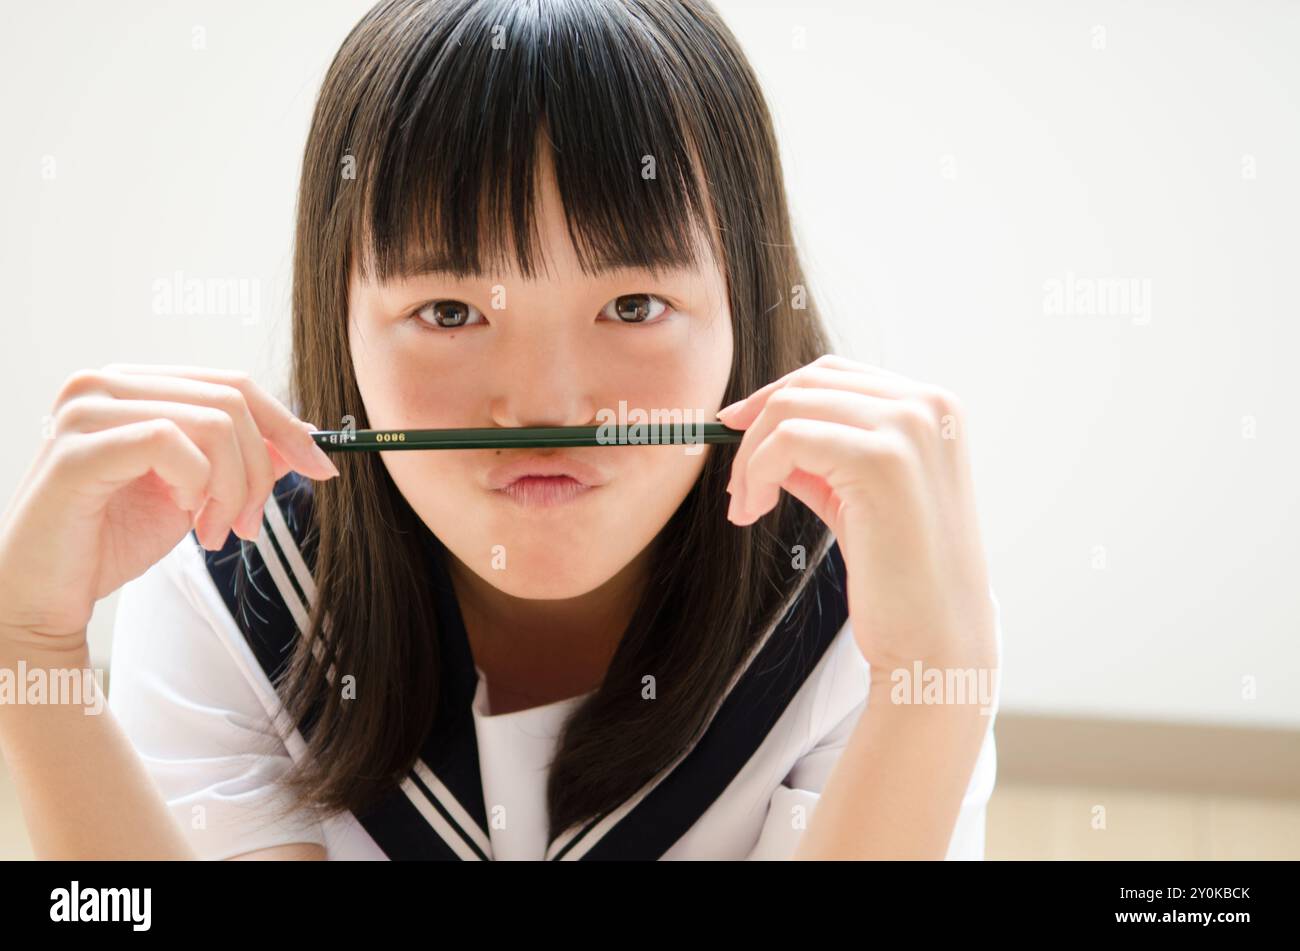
[276,0,843,842]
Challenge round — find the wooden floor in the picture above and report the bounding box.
[2,758,1297,859]
[987,781,1300,860]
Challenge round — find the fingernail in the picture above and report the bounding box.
[195,504,215,547]
[297,421,340,475]
[716,401,743,419]
[726,494,738,521]
[203,520,230,550]
[237,504,263,539]
[304,437,342,477]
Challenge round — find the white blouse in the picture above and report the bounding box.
[107,522,1000,861]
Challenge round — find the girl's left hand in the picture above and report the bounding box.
[718,354,998,681]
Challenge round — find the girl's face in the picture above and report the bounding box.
[347,156,734,599]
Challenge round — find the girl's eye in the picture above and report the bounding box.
[599,293,672,325]
[411,299,486,330]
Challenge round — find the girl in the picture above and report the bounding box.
[0,0,1000,860]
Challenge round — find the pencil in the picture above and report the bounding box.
[308,422,743,452]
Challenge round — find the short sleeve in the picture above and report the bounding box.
[107,537,327,860]
[747,585,1003,860]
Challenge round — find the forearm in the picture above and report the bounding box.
[794,670,993,860]
[0,637,198,859]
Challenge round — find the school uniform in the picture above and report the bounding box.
[108,471,1001,860]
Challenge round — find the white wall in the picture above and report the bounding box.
[2,0,1296,728]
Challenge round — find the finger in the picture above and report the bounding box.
[89,365,338,480]
[77,379,271,540]
[724,368,911,513]
[61,367,338,536]
[718,362,910,434]
[55,395,251,548]
[733,418,922,528]
[266,439,298,483]
[49,418,212,519]
[778,467,837,527]
[729,388,895,522]
[808,353,914,380]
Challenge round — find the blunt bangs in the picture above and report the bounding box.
[342,0,722,284]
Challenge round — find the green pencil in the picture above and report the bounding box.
[308,422,743,452]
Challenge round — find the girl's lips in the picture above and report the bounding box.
[495,475,598,508]
[485,453,610,490]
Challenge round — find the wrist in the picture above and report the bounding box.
[0,627,92,670]
[0,636,101,731]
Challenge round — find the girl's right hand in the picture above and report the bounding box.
[0,364,341,658]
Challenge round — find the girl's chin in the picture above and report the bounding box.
[473,566,619,601]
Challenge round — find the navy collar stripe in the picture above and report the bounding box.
[549,543,849,860]
[200,488,490,861]
[198,472,848,860]
[353,781,469,860]
[407,770,491,861]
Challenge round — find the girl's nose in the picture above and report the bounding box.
[488,385,599,431]
[488,324,600,429]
